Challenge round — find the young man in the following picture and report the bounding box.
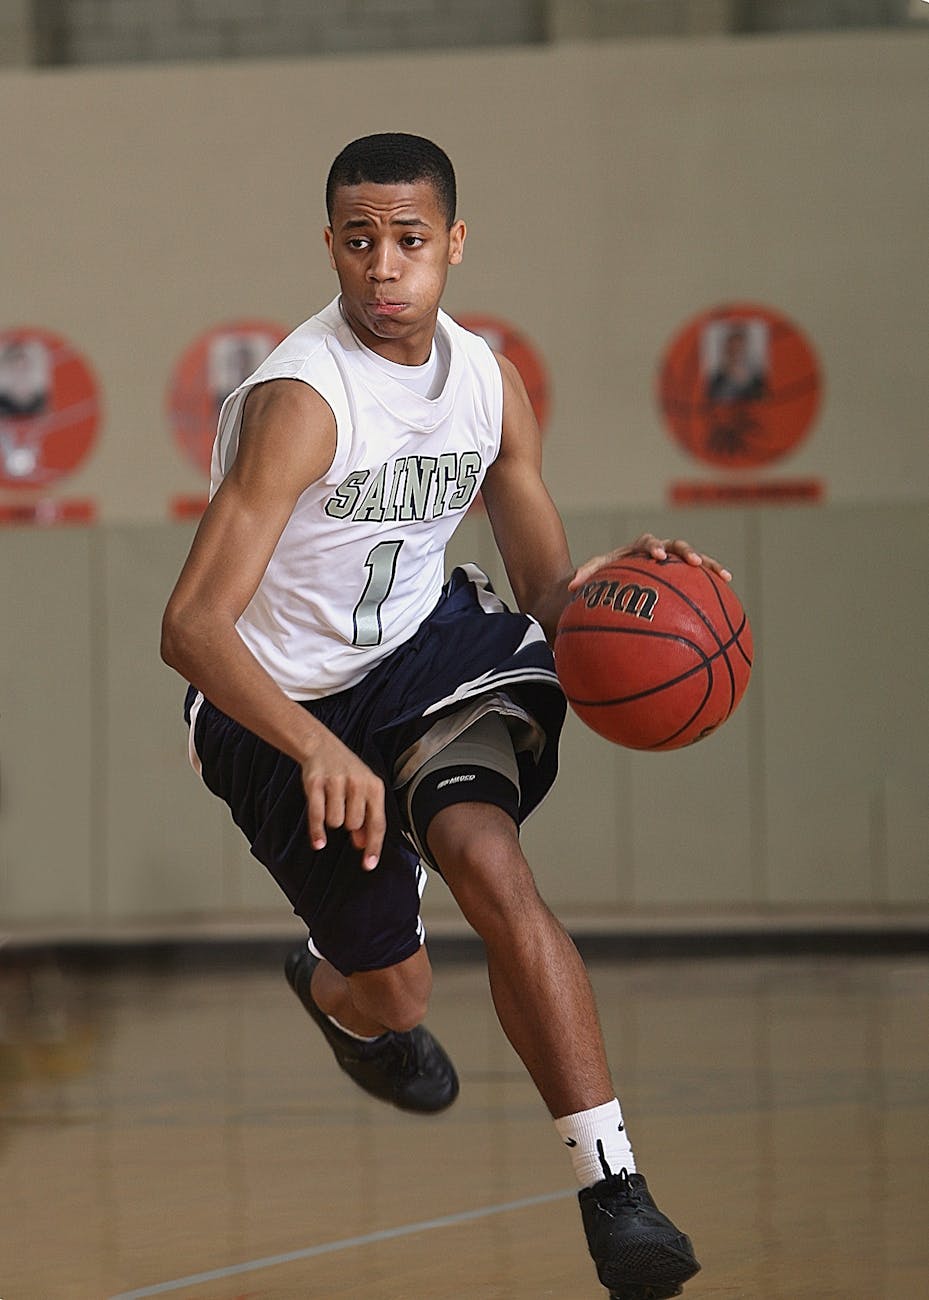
[162,133,728,1299]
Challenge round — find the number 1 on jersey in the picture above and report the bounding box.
[353,540,403,647]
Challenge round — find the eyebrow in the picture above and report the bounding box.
[341,215,432,231]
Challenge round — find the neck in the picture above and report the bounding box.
[339,299,438,366]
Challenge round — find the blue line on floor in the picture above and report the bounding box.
[107,1187,577,1298]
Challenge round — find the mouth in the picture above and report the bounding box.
[369,301,408,317]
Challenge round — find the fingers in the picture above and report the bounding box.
[569,533,733,589]
[354,798,386,871]
[350,782,385,870]
[663,537,701,565]
[306,780,328,852]
[568,554,610,590]
[633,532,670,562]
[646,535,734,583]
[568,535,668,590]
[345,785,386,872]
[700,554,733,583]
[660,536,733,582]
[303,765,386,870]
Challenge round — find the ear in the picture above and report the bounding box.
[324,227,337,270]
[448,219,466,266]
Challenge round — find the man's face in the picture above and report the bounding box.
[325,180,465,362]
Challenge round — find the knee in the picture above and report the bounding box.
[432,816,547,940]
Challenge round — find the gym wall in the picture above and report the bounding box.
[1,30,926,932]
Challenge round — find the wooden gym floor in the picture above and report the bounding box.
[1,946,927,1299]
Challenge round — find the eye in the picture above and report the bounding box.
[346,236,370,250]
[401,234,425,248]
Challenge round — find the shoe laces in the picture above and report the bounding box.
[598,1168,644,1213]
[371,1028,424,1079]
[395,1028,427,1079]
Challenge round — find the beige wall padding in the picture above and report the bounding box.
[2,505,926,927]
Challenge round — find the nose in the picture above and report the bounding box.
[366,240,400,283]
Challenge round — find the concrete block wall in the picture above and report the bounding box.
[32,0,546,67]
[553,0,912,38]
[550,0,736,39]
[20,0,919,67]
[743,0,909,31]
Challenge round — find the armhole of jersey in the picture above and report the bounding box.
[296,351,353,484]
[214,389,248,483]
[213,364,351,490]
[489,350,505,462]
[440,310,505,463]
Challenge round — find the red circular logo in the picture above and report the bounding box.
[456,314,550,433]
[168,320,288,477]
[657,304,822,470]
[0,328,101,490]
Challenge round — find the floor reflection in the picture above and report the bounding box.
[1,950,927,1298]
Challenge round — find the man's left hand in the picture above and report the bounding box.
[569,533,733,591]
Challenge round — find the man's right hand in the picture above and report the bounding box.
[300,732,386,871]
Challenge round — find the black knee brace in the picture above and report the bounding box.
[408,763,520,868]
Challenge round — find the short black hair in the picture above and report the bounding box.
[326,133,457,228]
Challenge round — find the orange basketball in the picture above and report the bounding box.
[554,556,753,751]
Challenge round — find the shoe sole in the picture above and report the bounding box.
[600,1236,700,1297]
[609,1286,683,1300]
[602,1248,696,1300]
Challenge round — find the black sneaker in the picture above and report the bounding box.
[284,945,459,1114]
[579,1168,700,1300]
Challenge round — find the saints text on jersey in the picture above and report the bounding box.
[325,451,482,522]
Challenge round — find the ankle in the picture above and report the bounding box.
[555,1098,636,1188]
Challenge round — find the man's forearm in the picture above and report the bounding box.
[161,613,328,764]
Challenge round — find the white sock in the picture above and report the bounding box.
[325,1013,383,1044]
[554,1098,636,1188]
[307,938,384,1044]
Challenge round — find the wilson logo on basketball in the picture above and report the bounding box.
[555,556,753,752]
[574,580,658,623]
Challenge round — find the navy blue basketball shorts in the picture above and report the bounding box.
[185,565,567,976]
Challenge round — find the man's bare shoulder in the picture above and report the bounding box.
[490,351,539,463]
[233,378,338,491]
[242,377,336,434]
[493,350,524,391]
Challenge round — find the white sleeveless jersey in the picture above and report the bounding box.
[212,297,504,699]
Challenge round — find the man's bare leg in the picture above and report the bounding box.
[427,801,701,1298]
[426,801,614,1118]
[310,945,433,1036]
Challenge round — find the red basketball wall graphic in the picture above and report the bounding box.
[657,303,824,504]
[168,320,288,478]
[456,314,550,433]
[0,327,101,492]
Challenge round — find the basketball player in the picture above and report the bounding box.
[162,133,731,1300]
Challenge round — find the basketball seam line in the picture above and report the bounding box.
[574,560,732,653]
[557,618,749,707]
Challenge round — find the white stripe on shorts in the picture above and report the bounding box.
[187,690,205,778]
